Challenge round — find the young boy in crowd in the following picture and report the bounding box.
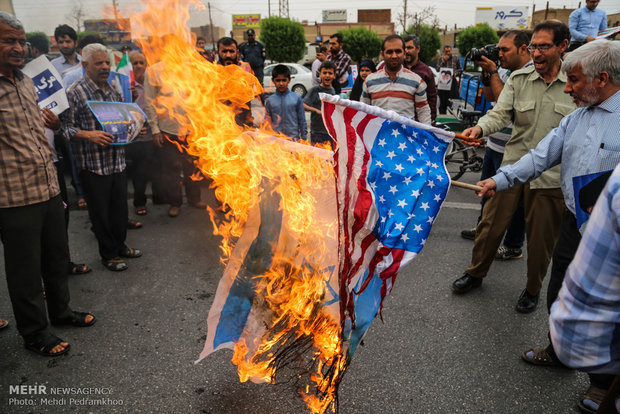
[303,60,336,148]
[264,64,307,141]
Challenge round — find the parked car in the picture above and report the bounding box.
[262,63,313,97]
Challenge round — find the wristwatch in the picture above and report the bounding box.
[487,69,498,76]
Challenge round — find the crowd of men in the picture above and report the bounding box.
[0,7,619,413]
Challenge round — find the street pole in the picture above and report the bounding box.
[208,2,216,50]
[403,0,408,32]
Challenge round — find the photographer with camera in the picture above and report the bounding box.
[460,31,533,262]
[452,21,576,314]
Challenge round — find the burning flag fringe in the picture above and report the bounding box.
[130,1,455,412]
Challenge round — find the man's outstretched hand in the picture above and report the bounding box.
[476,178,497,198]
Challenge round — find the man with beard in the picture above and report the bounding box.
[361,35,431,124]
[327,33,351,95]
[0,12,94,356]
[452,21,576,314]
[476,39,620,414]
[64,43,142,271]
[51,24,80,79]
[435,44,461,115]
[403,34,437,122]
[216,36,259,127]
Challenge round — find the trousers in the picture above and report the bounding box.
[0,195,71,339]
[467,183,564,295]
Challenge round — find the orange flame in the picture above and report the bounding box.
[131,1,346,412]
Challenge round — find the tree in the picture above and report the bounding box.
[338,27,382,64]
[66,1,88,32]
[399,5,440,34]
[403,23,441,64]
[456,23,499,57]
[260,17,305,63]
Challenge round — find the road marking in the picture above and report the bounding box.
[443,201,480,210]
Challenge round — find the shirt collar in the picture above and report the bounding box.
[526,61,567,84]
[61,54,82,65]
[597,90,620,113]
[0,68,24,80]
[275,89,289,96]
[84,73,112,94]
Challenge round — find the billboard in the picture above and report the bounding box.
[475,7,528,29]
[83,19,131,46]
[358,9,391,23]
[232,14,260,28]
[322,9,347,23]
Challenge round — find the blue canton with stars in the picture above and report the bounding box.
[367,120,450,252]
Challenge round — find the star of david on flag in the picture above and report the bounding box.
[321,94,454,358]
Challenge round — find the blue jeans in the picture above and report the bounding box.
[478,147,525,249]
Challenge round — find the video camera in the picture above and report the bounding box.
[470,44,500,64]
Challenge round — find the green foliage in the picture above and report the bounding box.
[338,26,382,63]
[260,17,305,63]
[456,23,499,57]
[403,24,441,64]
[77,31,108,46]
[26,32,50,44]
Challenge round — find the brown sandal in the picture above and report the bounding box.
[521,347,561,366]
[578,385,607,414]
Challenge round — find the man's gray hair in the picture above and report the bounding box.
[563,39,620,84]
[82,43,108,62]
[0,12,23,30]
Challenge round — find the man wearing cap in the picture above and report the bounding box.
[239,29,266,84]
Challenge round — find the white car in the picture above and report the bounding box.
[262,63,313,97]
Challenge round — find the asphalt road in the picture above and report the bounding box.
[0,165,589,414]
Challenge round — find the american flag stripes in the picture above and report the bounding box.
[321,94,454,357]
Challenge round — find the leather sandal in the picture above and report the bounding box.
[24,334,70,357]
[521,347,561,366]
[102,258,128,271]
[578,385,608,414]
[51,311,96,327]
[0,319,8,330]
[68,262,92,275]
[119,247,142,258]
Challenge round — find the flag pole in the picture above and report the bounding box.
[451,181,483,192]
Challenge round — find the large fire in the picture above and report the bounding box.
[131,0,346,411]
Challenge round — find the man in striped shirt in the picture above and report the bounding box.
[361,35,431,125]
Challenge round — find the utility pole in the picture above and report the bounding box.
[208,2,216,50]
[279,0,289,18]
[268,0,271,17]
[403,0,408,32]
[112,0,119,19]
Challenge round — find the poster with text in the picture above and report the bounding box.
[22,56,69,115]
[86,101,147,145]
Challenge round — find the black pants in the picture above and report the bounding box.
[0,195,72,339]
[80,170,128,260]
[546,211,615,390]
[54,160,69,228]
[438,89,451,115]
[160,135,202,207]
[126,140,155,207]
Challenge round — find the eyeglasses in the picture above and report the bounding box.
[527,43,555,53]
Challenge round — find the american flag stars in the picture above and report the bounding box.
[365,120,451,251]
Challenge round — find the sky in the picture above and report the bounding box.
[12,0,620,36]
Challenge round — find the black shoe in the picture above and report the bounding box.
[452,273,483,293]
[461,227,476,240]
[516,289,539,313]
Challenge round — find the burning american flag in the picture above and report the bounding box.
[128,1,456,412]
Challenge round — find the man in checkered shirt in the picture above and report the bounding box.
[0,12,94,357]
